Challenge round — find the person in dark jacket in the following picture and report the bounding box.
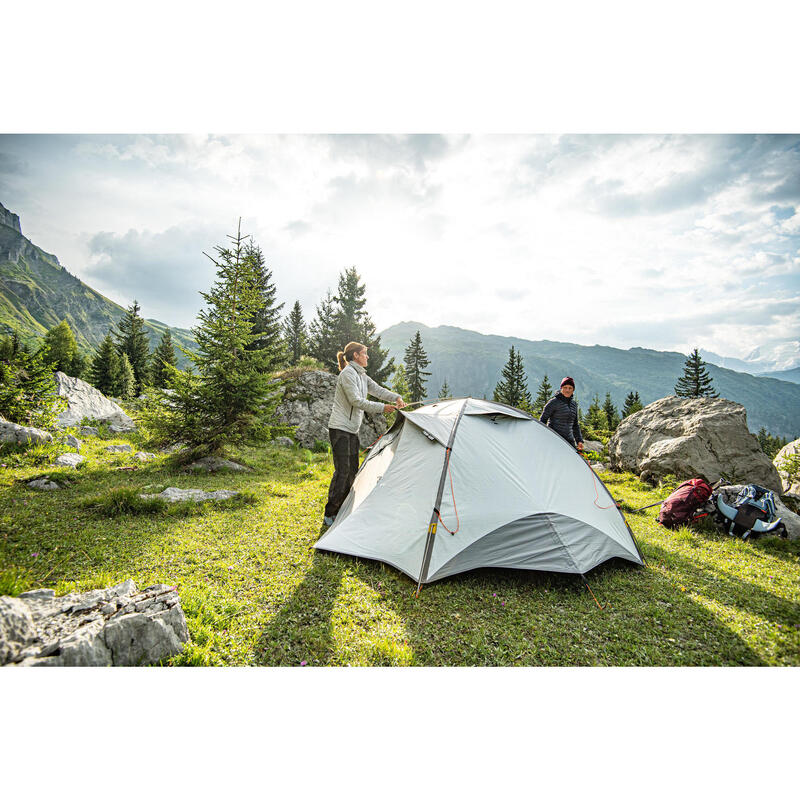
[539,376,584,453]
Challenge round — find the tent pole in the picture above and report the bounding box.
[414,400,469,597]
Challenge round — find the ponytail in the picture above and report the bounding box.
[337,341,366,371]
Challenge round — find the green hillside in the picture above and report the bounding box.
[0,202,195,363]
[380,321,800,439]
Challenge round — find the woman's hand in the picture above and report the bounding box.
[383,404,397,413]
[395,397,406,409]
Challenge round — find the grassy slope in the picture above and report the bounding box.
[1,432,798,666]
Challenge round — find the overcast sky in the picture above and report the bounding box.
[1,133,798,359]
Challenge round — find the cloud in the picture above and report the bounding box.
[0,152,27,175]
[284,220,311,236]
[323,134,455,171]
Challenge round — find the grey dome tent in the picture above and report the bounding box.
[315,398,644,593]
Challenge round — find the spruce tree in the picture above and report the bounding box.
[307,290,340,372]
[114,300,151,395]
[42,320,79,375]
[391,364,411,399]
[244,241,286,371]
[0,342,61,428]
[91,333,122,397]
[283,300,307,365]
[118,352,135,399]
[585,393,606,430]
[622,391,643,417]
[675,348,718,398]
[140,222,280,452]
[533,374,553,416]
[603,392,620,431]
[493,346,532,410]
[438,378,451,399]
[404,330,431,403]
[150,328,177,388]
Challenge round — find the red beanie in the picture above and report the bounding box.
[560,376,575,389]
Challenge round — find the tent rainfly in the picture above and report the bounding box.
[315,397,645,593]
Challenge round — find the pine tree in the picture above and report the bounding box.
[118,352,135,399]
[404,330,431,403]
[90,333,122,397]
[493,346,532,410]
[622,390,643,417]
[585,393,606,431]
[307,290,340,372]
[113,300,151,395]
[438,378,451,399]
[533,374,553,416]
[603,392,620,431]
[41,320,79,375]
[244,241,286,371]
[150,328,177,388]
[359,314,394,384]
[140,222,281,452]
[0,342,61,428]
[391,363,411,399]
[283,300,307,365]
[675,348,719,398]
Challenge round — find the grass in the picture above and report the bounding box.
[1,431,798,666]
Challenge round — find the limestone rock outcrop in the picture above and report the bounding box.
[274,369,387,450]
[54,372,136,430]
[608,396,781,492]
[774,439,800,499]
[0,416,53,446]
[1,580,190,667]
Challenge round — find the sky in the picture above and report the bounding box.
[1,133,798,361]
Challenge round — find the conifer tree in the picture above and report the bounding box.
[0,341,61,428]
[308,290,340,372]
[603,392,620,431]
[622,390,643,417]
[244,241,286,371]
[114,300,151,395]
[91,333,122,397]
[675,348,718,398]
[140,222,280,452]
[283,300,307,365]
[391,363,411,399]
[404,330,431,403]
[533,374,553,416]
[493,346,532,410]
[585,393,606,430]
[150,328,177,389]
[118,352,135,399]
[438,378,451,399]
[42,320,79,375]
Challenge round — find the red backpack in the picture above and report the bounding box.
[657,478,713,529]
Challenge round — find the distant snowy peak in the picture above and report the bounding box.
[701,342,800,374]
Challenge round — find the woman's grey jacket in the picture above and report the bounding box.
[328,361,400,434]
[539,392,584,445]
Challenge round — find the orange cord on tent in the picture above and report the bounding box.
[437,457,460,534]
[590,466,617,510]
[583,578,609,610]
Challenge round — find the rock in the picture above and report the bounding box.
[64,434,81,451]
[608,396,782,493]
[185,456,249,472]
[108,424,132,434]
[27,478,61,490]
[80,426,99,437]
[140,487,239,503]
[0,418,52,446]
[0,597,37,665]
[714,484,800,540]
[273,369,387,450]
[2,579,190,667]
[774,439,800,499]
[133,452,156,461]
[54,453,85,468]
[583,440,604,453]
[54,372,136,430]
[591,463,608,472]
[273,436,294,448]
[105,444,133,453]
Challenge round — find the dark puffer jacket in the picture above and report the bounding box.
[539,393,583,446]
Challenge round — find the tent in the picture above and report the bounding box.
[315,397,644,592]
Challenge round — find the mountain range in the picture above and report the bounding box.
[379,322,800,440]
[0,201,195,363]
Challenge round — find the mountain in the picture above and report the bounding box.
[379,322,800,440]
[0,201,195,363]
[701,343,800,374]
[756,366,800,385]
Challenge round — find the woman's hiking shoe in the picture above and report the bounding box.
[323,515,336,527]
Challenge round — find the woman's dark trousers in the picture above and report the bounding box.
[324,428,360,518]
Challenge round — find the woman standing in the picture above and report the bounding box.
[324,341,405,526]
[539,376,585,453]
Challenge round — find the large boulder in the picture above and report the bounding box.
[273,369,387,450]
[0,416,53,446]
[54,372,136,430]
[774,439,800,499]
[608,396,782,492]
